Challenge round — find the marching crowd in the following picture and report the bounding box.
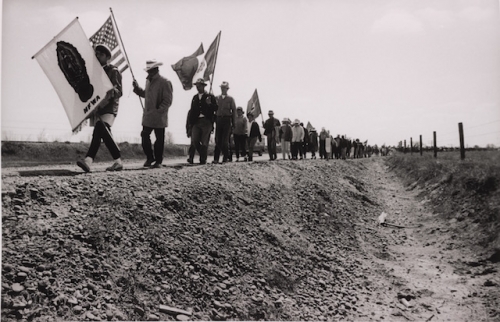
[76,44,377,173]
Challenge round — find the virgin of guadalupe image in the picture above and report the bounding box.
[56,40,94,102]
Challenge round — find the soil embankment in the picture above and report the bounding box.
[1,156,498,321]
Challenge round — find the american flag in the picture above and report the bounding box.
[89,16,129,73]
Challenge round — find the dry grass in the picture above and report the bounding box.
[1,141,186,167]
[388,151,500,194]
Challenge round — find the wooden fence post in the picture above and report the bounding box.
[404,140,406,153]
[410,137,413,154]
[433,131,437,158]
[419,135,422,156]
[459,122,465,160]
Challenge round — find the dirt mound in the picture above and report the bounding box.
[1,160,381,321]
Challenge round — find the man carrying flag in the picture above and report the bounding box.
[132,59,173,168]
[77,44,123,172]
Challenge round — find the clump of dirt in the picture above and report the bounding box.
[1,160,382,321]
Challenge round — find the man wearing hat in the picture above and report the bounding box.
[262,110,281,160]
[186,78,218,164]
[132,59,173,168]
[213,81,236,163]
[77,44,123,172]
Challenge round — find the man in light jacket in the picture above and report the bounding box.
[133,59,173,168]
[291,119,304,160]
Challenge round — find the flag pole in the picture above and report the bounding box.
[256,89,265,124]
[208,31,222,94]
[109,7,144,109]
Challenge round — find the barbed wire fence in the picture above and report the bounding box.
[1,121,187,145]
[398,120,500,160]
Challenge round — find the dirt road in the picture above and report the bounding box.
[356,158,499,321]
[1,155,498,321]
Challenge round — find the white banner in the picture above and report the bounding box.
[33,18,113,132]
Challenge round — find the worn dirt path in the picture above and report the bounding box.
[357,158,499,321]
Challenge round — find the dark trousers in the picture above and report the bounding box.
[247,137,258,161]
[301,142,307,158]
[234,134,247,158]
[334,147,340,159]
[319,139,326,159]
[213,116,232,162]
[266,133,277,160]
[189,118,212,163]
[141,126,165,164]
[291,142,301,159]
[87,120,121,160]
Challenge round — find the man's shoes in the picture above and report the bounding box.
[77,159,90,173]
[106,162,123,171]
[151,162,162,169]
[187,158,194,164]
[143,158,155,167]
[212,160,219,164]
[200,160,207,165]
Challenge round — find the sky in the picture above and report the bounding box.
[2,0,500,148]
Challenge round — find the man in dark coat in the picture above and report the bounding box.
[262,110,281,160]
[186,78,218,164]
[340,135,348,160]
